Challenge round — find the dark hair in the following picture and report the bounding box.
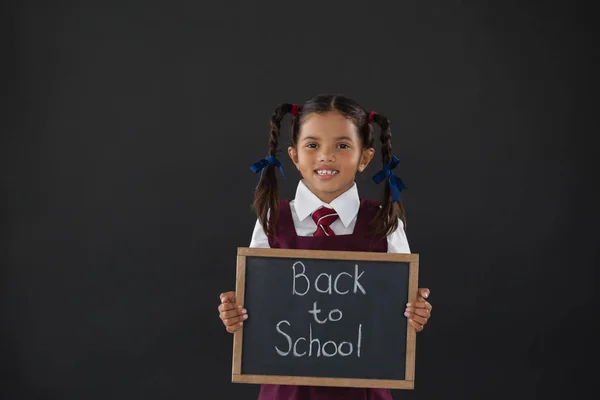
[252,94,406,239]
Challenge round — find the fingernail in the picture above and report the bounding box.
[404,312,410,317]
[406,303,411,307]
[424,292,429,298]
[238,305,242,309]
[243,314,248,320]
[242,309,247,314]
[239,321,243,326]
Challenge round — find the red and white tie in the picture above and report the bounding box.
[311,207,339,236]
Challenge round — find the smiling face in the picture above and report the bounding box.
[288,111,375,204]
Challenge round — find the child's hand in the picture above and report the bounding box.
[218,291,248,333]
[405,288,432,332]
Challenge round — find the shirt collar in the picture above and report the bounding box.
[294,180,360,228]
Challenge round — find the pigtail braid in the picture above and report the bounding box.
[252,103,296,238]
[370,113,407,238]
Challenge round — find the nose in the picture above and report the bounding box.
[318,146,336,163]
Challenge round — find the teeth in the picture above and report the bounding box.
[316,170,338,176]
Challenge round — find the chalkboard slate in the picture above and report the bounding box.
[231,248,419,389]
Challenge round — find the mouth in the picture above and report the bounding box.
[315,169,339,180]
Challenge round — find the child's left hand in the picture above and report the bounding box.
[405,288,432,332]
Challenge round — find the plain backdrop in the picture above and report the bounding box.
[2,1,596,399]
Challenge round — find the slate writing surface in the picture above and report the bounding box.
[240,256,409,380]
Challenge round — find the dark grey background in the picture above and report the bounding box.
[2,0,595,399]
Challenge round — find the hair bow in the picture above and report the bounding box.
[372,156,406,202]
[250,155,287,182]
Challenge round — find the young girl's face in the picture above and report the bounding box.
[288,111,375,204]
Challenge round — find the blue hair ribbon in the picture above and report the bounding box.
[372,155,406,203]
[250,155,287,182]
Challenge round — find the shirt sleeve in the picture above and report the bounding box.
[387,218,411,254]
[249,218,271,248]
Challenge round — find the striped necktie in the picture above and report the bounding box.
[311,207,339,236]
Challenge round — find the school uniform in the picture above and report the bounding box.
[249,180,411,400]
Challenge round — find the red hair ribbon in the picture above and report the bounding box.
[368,111,377,123]
[291,104,299,116]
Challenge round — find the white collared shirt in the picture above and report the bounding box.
[249,180,411,253]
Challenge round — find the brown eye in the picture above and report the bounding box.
[338,143,350,149]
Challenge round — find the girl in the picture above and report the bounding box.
[218,94,432,400]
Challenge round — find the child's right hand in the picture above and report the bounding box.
[218,291,248,333]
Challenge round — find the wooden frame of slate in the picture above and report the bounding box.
[231,247,419,389]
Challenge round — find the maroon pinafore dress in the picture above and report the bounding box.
[258,199,392,400]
